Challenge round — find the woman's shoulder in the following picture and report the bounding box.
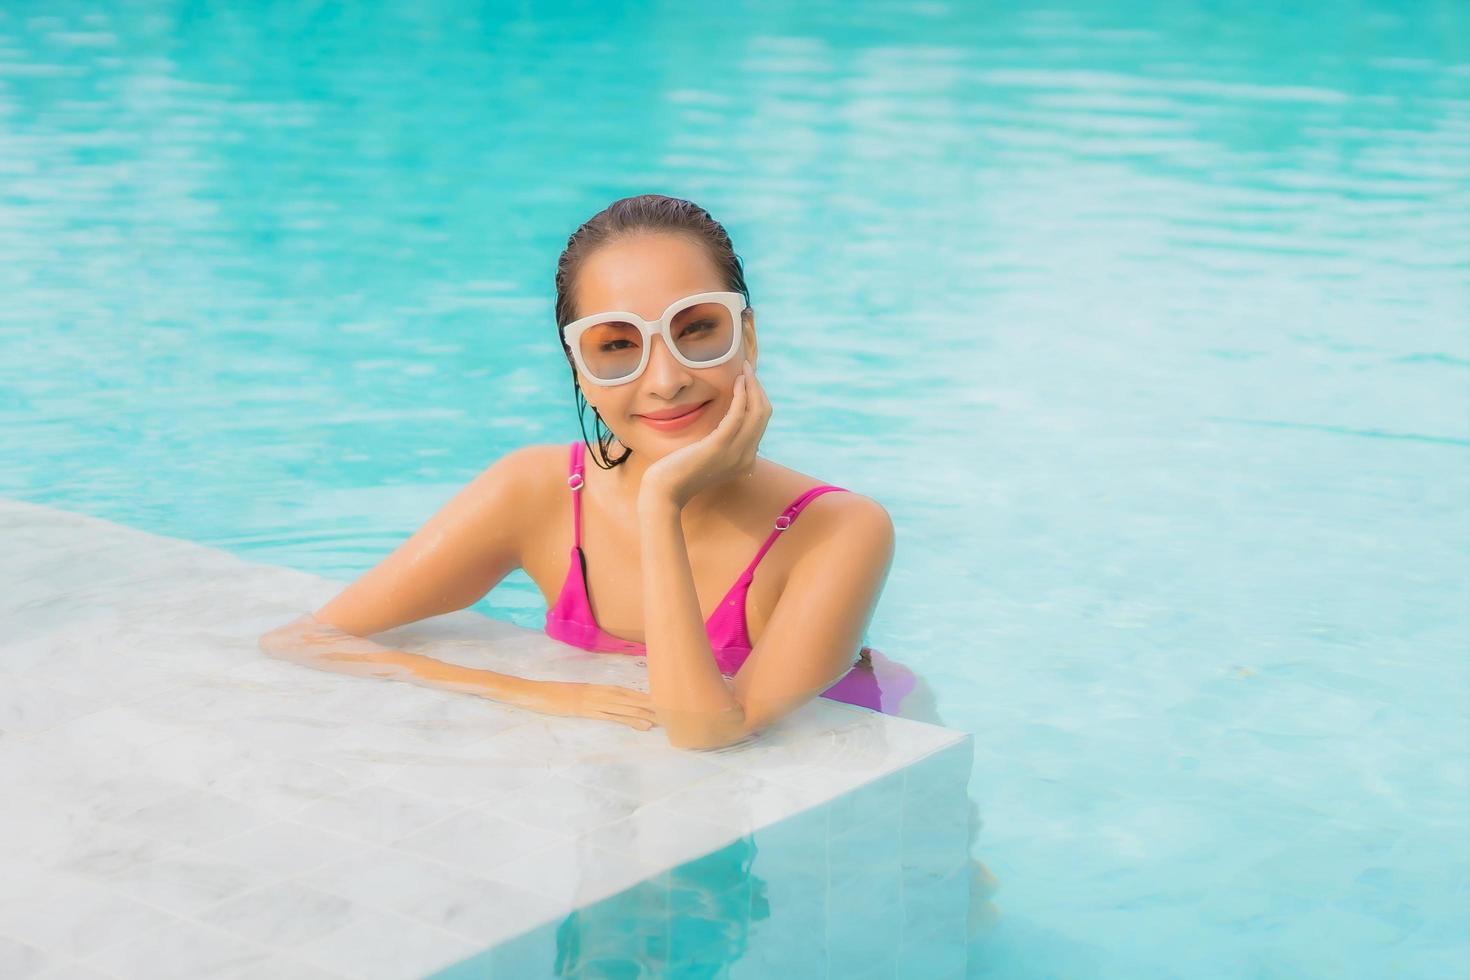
[759,458,891,530]
[754,459,894,592]
[453,442,571,528]
[508,440,575,471]
[489,441,574,498]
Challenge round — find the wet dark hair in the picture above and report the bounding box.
[554,194,752,470]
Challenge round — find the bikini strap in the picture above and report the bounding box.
[566,441,585,547]
[735,484,849,583]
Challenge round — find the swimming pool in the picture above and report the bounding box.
[2,1,1467,976]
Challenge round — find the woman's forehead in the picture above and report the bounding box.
[577,236,723,318]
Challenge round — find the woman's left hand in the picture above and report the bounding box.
[640,359,770,512]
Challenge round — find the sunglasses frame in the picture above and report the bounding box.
[563,290,748,387]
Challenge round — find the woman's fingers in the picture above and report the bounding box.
[714,376,748,447]
[600,710,655,729]
[735,369,767,461]
[577,684,658,731]
[600,701,655,719]
[596,684,652,706]
[592,687,658,722]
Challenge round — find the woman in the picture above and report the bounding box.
[259,194,920,747]
[258,193,996,936]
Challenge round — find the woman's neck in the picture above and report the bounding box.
[601,437,751,531]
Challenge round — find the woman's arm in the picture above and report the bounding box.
[259,611,528,699]
[636,498,746,749]
[259,613,656,728]
[256,445,655,729]
[255,439,537,700]
[639,492,895,750]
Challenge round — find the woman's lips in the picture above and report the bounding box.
[635,400,712,431]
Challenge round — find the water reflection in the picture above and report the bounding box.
[551,838,772,977]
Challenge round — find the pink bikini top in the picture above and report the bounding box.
[543,440,853,676]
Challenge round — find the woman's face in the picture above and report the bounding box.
[568,232,756,456]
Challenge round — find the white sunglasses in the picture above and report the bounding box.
[563,290,748,387]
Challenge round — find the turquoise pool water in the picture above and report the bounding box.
[3,1,1467,977]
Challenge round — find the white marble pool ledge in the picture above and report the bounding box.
[0,498,974,980]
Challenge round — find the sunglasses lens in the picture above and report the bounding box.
[671,301,737,363]
[579,302,737,382]
[579,319,642,382]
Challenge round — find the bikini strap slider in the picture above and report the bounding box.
[774,514,792,531]
[567,473,584,491]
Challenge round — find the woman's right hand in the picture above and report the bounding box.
[512,679,659,731]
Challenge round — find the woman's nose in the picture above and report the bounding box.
[643,334,691,384]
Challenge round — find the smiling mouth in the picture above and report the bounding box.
[638,401,711,420]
